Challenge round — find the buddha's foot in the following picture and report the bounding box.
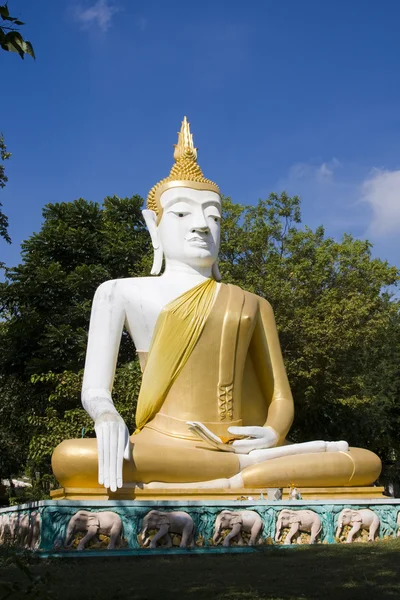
[326,441,349,452]
[236,440,349,470]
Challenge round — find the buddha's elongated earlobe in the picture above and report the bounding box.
[142,209,163,275]
[151,245,163,275]
[212,261,222,282]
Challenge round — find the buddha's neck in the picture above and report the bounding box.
[162,259,213,280]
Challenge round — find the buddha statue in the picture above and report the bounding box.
[52,117,381,498]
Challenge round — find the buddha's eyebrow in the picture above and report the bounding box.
[163,197,221,209]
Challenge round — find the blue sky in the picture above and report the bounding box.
[1,0,400,269]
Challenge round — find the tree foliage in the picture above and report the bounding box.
[0,195,149,375]
[0,3,35,251]
[0,195,150,485]
[0,133,11,244]
[219,193,400,464]
[0,4,34,59]
[28,361,141,467]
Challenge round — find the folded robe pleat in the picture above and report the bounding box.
[134,278,217,433]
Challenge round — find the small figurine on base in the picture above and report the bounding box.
[288,484,302,500]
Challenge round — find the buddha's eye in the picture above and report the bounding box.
[206,209,221,223]
[167,207,190,218]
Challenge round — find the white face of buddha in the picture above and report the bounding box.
[157,187,221,269]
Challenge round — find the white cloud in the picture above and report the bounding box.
[74,0,119,31]
[280,159,400,241]
[361,168,400,237]
[275,159,400,266]
[287,158,340,183]
[277,159,370,236]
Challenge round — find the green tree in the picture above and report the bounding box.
[0,371,31,488]
[219,193,400,472]
[0,4,34,58]
[0,133,11,245]
[1,3,35,253]
[28,361,142,469]
[0,195,150,485]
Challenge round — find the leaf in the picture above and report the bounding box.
[0,6,35,59]
[23,39,35,58]
[0,5,10,19]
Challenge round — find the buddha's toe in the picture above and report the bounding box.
[326,440,349,453]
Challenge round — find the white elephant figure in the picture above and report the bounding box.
[14,512,41,549]
[275,509,321,545]
[30,512,41,549]
[140,510,195,549]
[0,515,5,545]
[0,513,18,545]
[213,510,264,547]
[336,508,380,543]
[65,510,123,550]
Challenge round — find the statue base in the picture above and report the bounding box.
[50,485,386,501]
[0,496,398,554]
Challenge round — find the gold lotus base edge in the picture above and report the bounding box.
[50,485,386,501]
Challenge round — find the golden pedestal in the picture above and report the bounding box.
[51,485,386,501]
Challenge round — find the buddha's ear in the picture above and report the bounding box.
[212,261,222,282]
[142,209,163,275]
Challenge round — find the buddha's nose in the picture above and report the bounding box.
[191,225,210,234]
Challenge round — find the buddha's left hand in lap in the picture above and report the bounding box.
[228,426,279,453]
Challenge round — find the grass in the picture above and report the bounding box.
[1,540,400,600]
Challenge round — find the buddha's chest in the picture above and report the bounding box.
[160,285,259,423]
[123,279,221,351]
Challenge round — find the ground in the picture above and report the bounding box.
[1,540,400,600]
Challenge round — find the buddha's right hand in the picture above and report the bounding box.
[94,412,131,492]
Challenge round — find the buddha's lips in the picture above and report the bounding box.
[186,237,209,247]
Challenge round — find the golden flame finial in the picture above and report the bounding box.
[147,116,220,220]
[173,116,197,161]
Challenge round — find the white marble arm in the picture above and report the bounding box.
[82,280,124,418]
[82,280,130,492]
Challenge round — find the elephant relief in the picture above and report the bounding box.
[213,510,264,547]
[0,515,6,545]
[0,515,5,545]
[275,509,321,545]
[140,510,195,549]
[0,513,18,545]
[64,510,123,550]
[14,512,41,549]
[336,508,380,543]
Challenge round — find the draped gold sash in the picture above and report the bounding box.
[134,278,218,432]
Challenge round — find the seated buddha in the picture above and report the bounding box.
[52,117,381,497]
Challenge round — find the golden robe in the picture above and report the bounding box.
[52,282,381,491]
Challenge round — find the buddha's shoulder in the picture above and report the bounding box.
[224,282,273,312]
[94,276,159,299]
